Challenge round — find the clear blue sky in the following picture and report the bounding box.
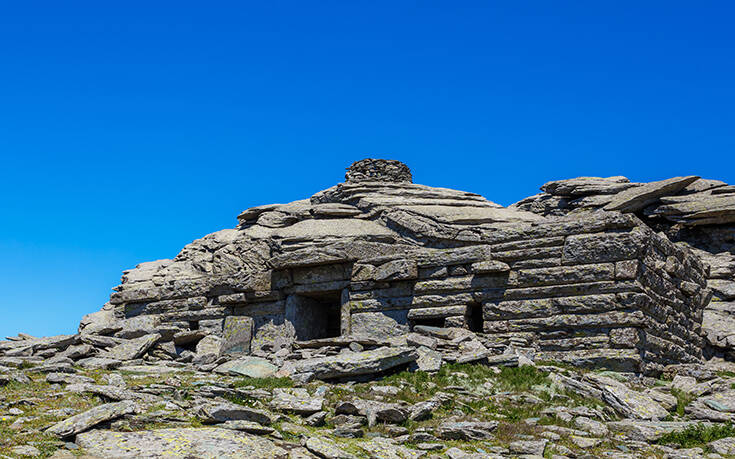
[1,1,733,338]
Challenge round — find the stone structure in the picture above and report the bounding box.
[512,175,735,361]
[74,159,729,375]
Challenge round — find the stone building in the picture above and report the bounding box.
[81,159,727,375]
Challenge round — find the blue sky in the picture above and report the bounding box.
[1,1,734,338]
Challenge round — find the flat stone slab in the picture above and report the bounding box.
[585,374,668,420]
[608,420,709,442]
[103,333,160,361]
[269,388,324,415]
[76,427,289,458]
[196,401,275,425]
[285,346,418,381]
[116,364,184,374]
[304,436,357,459]
[46,400,136,438]
[214,357,277,378]
[604,175,699,212]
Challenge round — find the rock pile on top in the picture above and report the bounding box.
[345,158,413,183]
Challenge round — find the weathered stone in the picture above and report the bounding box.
[269,388,324,415]
[435,421,498,440]
[585,374,668,420]
[542,176,635,197]
[603,175,699,212]
[193,335,223,364]
[76,427,289,458]
[509,439,547,456]
[46,400,136,437]
[213,356,277,378]
[607,420,708,442]
[75,357,122,370]
[103,333,160,361]
[358,437,425,459]
[284,346,418,381]
[196,401,275,425]
[304,436,357,459]
[221,420,275,435]
[709,436,735,455]
[221,316,254,354]
[672,375,698,394]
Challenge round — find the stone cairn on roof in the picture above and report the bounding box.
[345,158,413,183]
[2,159,735,458]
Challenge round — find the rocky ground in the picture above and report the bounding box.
[5,328,735,458]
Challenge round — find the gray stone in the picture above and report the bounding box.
[74,356,123,370]
[709,436,735,455]
[585,374,668,420]
[193,335,223,364]
[10,445,41,456]
[508,439,547,456]
[269,388,324,415]
[358,437,426,458]
[222,316,254,354]
[574,416,608,437]
[285,346,418,381]
[103,333,160,361]
[304,436,357,459]
[607,420,707,442]
[196,401,275,425]
[435,421,499,440]
[213,356,277,378]
[672,375,698,394]
[221,420,275,435]
[46,400,136,437]
[76,427,289,458]
[603,175,699,212]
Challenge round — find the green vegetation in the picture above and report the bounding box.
[671,388,696,417]
[233,376,294,389]
[495,365,549,392]
[657,422,735,448]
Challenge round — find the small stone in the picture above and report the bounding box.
[570,435,602,448]
[509,440,547,456]
[304,436,357,459]
[10,445,41,456]
[221,420,275,435]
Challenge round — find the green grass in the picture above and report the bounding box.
[495,365,549,392]
[232,376,294,389]
[671,388,696,417]
[657,422,735,448]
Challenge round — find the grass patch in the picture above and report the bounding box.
[233,376,293,390]
[657,422,735,448]
[496,366,549,392]
[671,388,696,417]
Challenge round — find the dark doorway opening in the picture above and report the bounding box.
[286,291,342,341]
[467,302,484,332]
[188,320,200,331]
[411,317,446,330]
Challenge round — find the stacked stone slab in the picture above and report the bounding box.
[512,174,735,360]
[73,160,716,375]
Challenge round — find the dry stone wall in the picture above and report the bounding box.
[72,160,725,375]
